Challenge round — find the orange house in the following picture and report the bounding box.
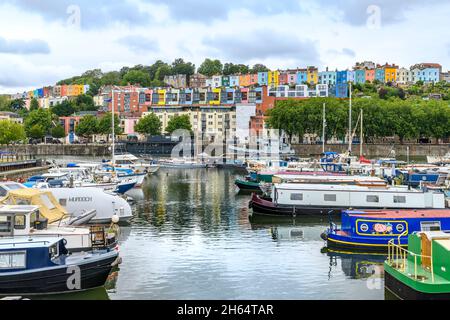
[365,69,375,83]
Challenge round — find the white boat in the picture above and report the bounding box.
[47,187,133,224]
[428,153,450,165]
[159,158,207,169]
[249,183,446,217]
[0,205,114,252]
[113,154,160,174]
[272,174,387,186]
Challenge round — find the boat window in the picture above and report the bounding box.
[14,215,26,230]
[393,196,406,203]
[40,194,56,210]
[324,194,337,202]
[0,251,26,269]
[421,221,441,232]
[0,216,12,234]
[49,244,59,260]
[0,186,7,197]
[290,193,303,201]
[59,198,67,206]
[30,211,37,225]
[15,199,31,205]
[366,195,379,203]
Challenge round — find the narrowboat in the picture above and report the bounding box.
[0,237,119,295]
[323,209,450,252]
[249,183,446,217]
[385,231,450,299]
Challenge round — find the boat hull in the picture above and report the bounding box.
[0,251,118,295]
[325,233,407,253]
[385,267,450,300]
[235,179,261,192]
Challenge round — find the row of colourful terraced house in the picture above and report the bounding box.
[10,84,91,100]
[95,84,329,115]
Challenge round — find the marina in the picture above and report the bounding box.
[0,153,445,300]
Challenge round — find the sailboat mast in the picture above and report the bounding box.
[360,109,363,157]
[322,103,326,153]
[111,87,115,166]
[348,82,352,153]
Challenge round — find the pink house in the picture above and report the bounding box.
[365,69,375,83]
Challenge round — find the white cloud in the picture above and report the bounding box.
[0,0,449,93]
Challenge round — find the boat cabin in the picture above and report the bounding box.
[0,205,48,237]
[0,237,68,272]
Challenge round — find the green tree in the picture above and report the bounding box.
[0,96,10,111]
[29,98,39,111]
[28,124,45,140]
[171,58,195,76]
[100,71,122,86]
[51,125,66,139]
[24,108,52,137]
[97,113,123,139]
[75,115,99,141]
[51,100,75,117]
[166,115,192,135]
[122,70,152,87]
[0,120,26,144]
[9,99,25,111]
[197,58,223,77]
[250,64,270,73]
[135,113,162,136]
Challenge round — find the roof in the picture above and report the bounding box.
[0,205,39,214]
[345,209,450,218]
[0,237,60,249]
[275,183,419,192]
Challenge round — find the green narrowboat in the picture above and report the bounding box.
[385,231,450,300]
[234,179,262,192]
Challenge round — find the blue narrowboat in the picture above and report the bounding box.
[0,237,119,295]
[322,209,450,252]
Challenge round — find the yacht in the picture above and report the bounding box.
[113,154,160,174]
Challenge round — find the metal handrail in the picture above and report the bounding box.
[388,237,435,283]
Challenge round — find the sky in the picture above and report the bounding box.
[0,0,449,94]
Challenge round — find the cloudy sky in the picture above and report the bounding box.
[0,0,449,93]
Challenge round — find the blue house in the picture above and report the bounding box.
[319,69,337,85]
[258,72,268,86]
[375,69,385,82]
[354,69,366,84]
[296,70,308,84]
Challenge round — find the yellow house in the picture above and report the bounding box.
[209,88,221,105]
[307,67,318,85]
[268,71,279,87]
[157,89,166,105]
[384,65,398,83]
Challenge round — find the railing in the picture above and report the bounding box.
[387,232,435,283]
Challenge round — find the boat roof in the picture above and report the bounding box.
[275,183,419,192]
[42,172,69,178]
[0,237,61,249]
[345,209,450,218]
[0,205,39,214]
[273,174,385,182]
[114,154,139,161]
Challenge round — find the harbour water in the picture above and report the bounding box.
[30,167,391,300]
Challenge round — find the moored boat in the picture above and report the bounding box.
[234,178,262,192]
[385,231,450,299]
[249,183,446,217]
[323,209,450,252]
[0,237,119,295]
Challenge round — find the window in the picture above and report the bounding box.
[324,194,337,202]
[41,194,55,210]
[0,251,26,269]
[393,196,406,204]
[366,195,379,203]
[0,216,12,234]
[14,215,26,230]
[59,198,67,206]
[49,244,59,260]
[421,221,441,232]
[290,193,303,201]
